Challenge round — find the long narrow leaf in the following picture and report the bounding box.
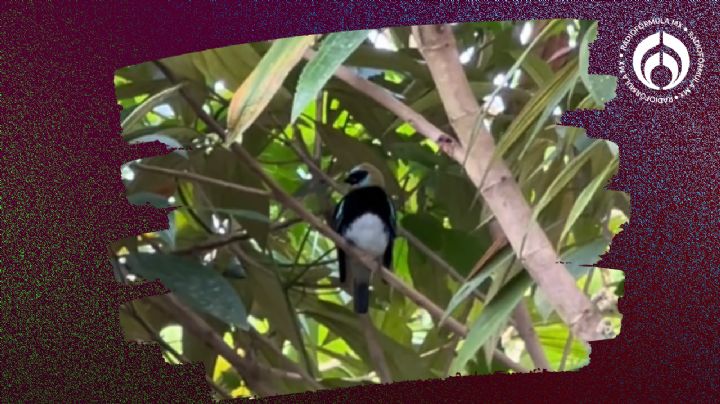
[558,157,619,246]
[121,83,185,132]
[496,59,579,160]
[449,272,533,375]
[291,30,370,122]
[531,138,604,221]
[440,248,514,324]
[226,35,316,144]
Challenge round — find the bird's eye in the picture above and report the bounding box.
[345,170,368,185]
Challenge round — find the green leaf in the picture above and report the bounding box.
[535,323,590,370]
[441,248,514,324]
[558,157,618,245]
[496,59,579,160]
[193,148,270,247]
[227,35,316,144]
[128,134,188,159]
[241,254,311,370]
[301,297,436,381]
[292,30,370,122]
[317,123,401,197]
[126,252,249,330]
[449,272,532,375]
[127,192,177,249]
[508,50,554,87]
[561,238,609,278]
[615,279,624,297]
[579,22,617,105]
[121,83,185,132]
[531,138,603,221]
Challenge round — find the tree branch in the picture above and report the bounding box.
[359,314,393,383]
[151,293,277,397]
[511,301,550,370]
[410,24,605,342]
[133,162,269,197]
[124,306,233,400]
[154,61,528,374]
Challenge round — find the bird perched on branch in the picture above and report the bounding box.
[331,163,396,314]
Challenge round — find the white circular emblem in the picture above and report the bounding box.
[619,18,704,103]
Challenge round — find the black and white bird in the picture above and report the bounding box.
[331,163,396,314]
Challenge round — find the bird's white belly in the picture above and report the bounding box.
[344,213,388,257]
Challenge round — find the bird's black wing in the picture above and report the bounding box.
[383,193,396,270]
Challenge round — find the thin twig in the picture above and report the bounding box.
[172,218,304,256]
[359,314,393,383]
[511,301,551,370]
[151,293,276,396]
[559,267,596,371]
[156,61,528,374]
[124,307,233,400]
[133,163,270,197]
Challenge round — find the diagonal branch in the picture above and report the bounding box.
[407,24,605,342]
[299,28,604,341]
[359,314,393,383]
[133,162,270,197]
[151,293,277,396]
[154,62,528,374]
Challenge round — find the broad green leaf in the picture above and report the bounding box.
[241,253,311,371]
[121,83,185,132]
[558,157,619,245]
[345,44,429,80]
[191,44,263,91]
[449,272,532,375]
[516,64,580,160]
[535,323,590,370]
[317,123,401,197]
[126,252,249,330]
[292,30,370,122]
[579,22,617,105]
[227,35,316,144]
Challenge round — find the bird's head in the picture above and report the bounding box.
[344,163,385,189]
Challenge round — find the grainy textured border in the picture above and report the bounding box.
[1,1,717,401]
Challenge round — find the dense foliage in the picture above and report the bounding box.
[113,20,626,398]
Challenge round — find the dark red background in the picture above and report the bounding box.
[1,1,717,402]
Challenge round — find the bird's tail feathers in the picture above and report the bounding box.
[348,258,371,314]
[353,280,370,314]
